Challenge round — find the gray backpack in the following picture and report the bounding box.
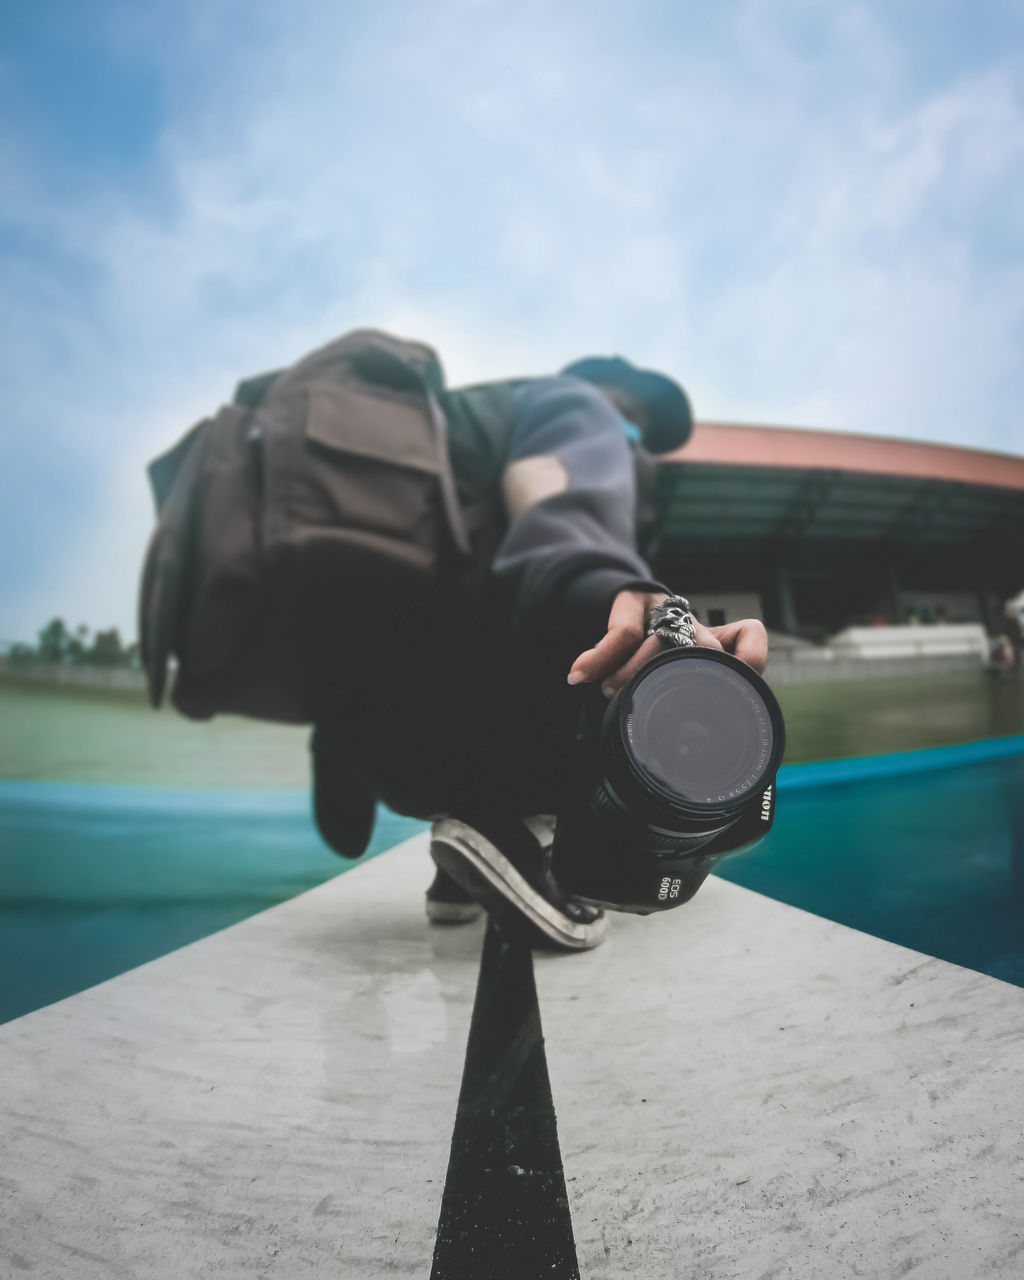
[139,329,471,724]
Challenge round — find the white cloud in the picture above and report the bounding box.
[3,0,1024,639]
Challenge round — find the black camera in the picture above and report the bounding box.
[550,647,785,914]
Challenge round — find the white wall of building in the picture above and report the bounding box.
[687,592,763,626]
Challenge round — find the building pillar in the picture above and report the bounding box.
[978,591,1001,636]
[887,565,902,625]
[776,565,798,634]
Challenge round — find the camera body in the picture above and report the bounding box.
[550,647,784,914]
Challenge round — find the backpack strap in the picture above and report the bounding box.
[139,414,222,706]
[425,390,471,557]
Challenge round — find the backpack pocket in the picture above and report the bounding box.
[279,381,444,567]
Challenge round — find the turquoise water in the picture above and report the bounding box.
[0,784,427,1024]
[719,737,1024,988]
[2,737,1023,1023]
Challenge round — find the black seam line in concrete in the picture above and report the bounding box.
[431,919,580,1280]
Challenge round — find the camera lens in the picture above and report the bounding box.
[622,654,779,809]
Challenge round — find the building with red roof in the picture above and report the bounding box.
[652,424,1024,638]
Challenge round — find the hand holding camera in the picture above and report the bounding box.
[555,592,784,915]
[567,587,769,695]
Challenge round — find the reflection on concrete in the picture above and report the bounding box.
[2,835,1023,1277]
[1,836,478,1277]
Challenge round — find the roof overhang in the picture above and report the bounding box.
[654,425,1024,590]
[662,422,1024,492]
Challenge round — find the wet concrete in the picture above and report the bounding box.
[536,882,1024,1278]
[2,833,1022,1278]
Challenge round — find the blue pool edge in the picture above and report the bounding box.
[778,733,1024,790]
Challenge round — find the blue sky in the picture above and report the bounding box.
[2,0,1023,642]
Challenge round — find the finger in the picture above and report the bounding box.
[568,591,659,685]
[690,621,726,653]
[704,619,768,673]
[602,609,737,697]
[600,633,664,697]
[603,619,734,698]
[568,618,646,685]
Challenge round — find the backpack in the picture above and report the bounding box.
[138,329,472,725]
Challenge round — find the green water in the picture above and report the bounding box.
[0,675,311,787]
[2,672,1024,1023]
[4,669,1023,785]
[774,670,1024,761]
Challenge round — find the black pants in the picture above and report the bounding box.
[313,575,606,846]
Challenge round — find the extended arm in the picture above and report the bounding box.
[483,376,767,690]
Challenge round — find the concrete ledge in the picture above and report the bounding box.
[768,651,986,684]
[2,835,1022,1277]
[829,623,990,661]
[538,885,1024,1278]
[0,660,146,692]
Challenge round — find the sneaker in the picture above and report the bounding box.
[429,814,607,951]
[425,867,484,925]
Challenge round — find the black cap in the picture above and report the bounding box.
[561,356,693,454]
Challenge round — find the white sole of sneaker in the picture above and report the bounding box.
[425,899,484,925]
[430,819,608,951]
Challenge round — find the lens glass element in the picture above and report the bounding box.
[624,657,776,807]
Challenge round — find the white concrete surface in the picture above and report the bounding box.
[3,833,1023,1279]
[828,623,989,662]
[0,659,146,691]
[538,885,1024,1278]
[1,835,476,1279]
[687,593,764,628]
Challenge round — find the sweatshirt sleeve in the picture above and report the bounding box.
[490,376,667,637]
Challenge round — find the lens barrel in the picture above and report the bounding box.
[601,647,784,828]
[549,647,785,914]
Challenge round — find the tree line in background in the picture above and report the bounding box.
[7,619,140,669]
